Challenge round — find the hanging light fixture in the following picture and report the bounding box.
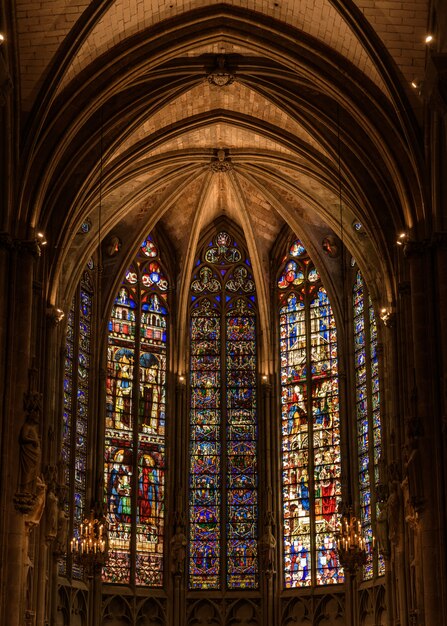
[70,510,108,568]
[334,104,369,576]
[335,505,370,575]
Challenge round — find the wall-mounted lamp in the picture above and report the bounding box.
[396,232,409,246]
[0,33,5,44]
[425,34,433,44]
[380,307,394,327]
[46,307,65,325]
[36,232,47,246]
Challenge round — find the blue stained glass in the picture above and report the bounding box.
[189,231,258,590]
[104,231,168,587]
[353,272,383,580]
[280,239,342,588]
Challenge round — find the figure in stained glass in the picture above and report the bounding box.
[104,232,168,586]
[279,238,342,588]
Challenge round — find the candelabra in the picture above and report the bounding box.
[71,511,108,572]
[336,506,369,575]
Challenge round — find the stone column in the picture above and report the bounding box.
[403,240,446,624]
[0,238,42,626]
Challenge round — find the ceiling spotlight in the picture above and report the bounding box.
[425,34,433,44]
[411,80,419,90]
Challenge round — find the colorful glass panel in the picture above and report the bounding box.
[226,298,257,589]
[60,269,93,579]
[189,300,221,589]
[280,239,342,588]
[189,230,258,590]
[353,271,384,579]
[104,233,168,586]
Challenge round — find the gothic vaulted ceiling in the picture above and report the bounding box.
[10,1,430,319]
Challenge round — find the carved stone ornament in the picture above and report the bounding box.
[14,392,43,514]
[23,476,47,528]
[55,508,69,555]
[170,524,187,575]
[322,235,340,258]
[259,512,277,574]
[210,148,232,172]
[105,235,121,257]
[207,55,235,87]
[45,488,59,541]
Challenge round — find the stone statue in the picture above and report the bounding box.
[387,480,402,546]
[170,525,187,575]
[260,512,276,574]
[18,408,41,496]
[376,501,390,558]
[45,488,59,541]
[55,508,69,554]
[24,476,46,528]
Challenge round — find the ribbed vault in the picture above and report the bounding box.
[12,5,427,365]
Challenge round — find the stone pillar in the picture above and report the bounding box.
[403,240,446,624]
[0,238,42,626]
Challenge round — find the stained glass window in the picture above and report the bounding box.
[353,270,384,579]
[279,238,343,588]
[189,229,258,590]
[60,268,94,578]
[104,234,168,586]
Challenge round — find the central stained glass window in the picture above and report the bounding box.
[279,238,343,587]
[188,229,258,590]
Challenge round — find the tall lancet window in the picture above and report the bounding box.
[353,269,384,579]
[104,234,168,586]
[60,264,94,578]
[188,229,258,590]
[279,238,343,588]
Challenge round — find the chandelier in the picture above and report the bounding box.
[71,511,108,568]
[336,506,370,575]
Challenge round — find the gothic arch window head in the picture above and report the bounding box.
[188,227,258,590]
[278,237,343,588]
[60,264,94,578]
[353,269,384,579]
[104,233,168,586]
